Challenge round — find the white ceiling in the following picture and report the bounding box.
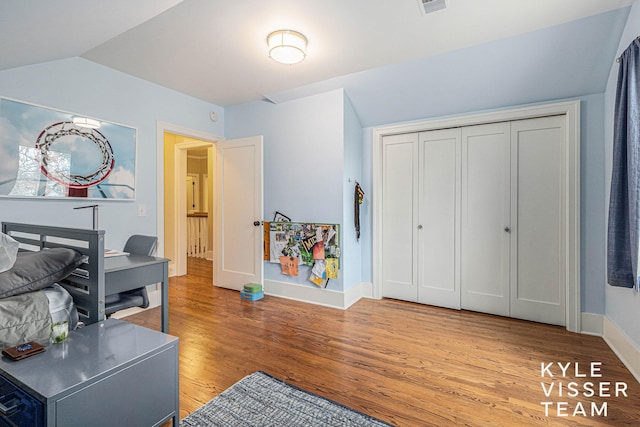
[0,0,634,108]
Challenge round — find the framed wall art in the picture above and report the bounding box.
[0,97,136,200]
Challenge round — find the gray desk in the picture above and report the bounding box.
[1,223,172,332]
[0,319,179,427]
[105,254,170,333]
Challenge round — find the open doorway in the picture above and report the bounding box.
[156,122,264,292]
[162,131,215,278]
[186,147,212,259]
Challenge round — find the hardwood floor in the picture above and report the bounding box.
[126,257,640,426]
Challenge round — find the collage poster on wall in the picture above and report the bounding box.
[269,222,340,287]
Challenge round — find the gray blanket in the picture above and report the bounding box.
[0,291,51,349]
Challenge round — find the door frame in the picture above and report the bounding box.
[156,121,222,277]
[372,100,581,332]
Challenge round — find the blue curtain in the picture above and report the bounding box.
[608,38,640,291]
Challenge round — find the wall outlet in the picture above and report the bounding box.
[138,204,147,217]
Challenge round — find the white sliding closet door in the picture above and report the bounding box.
[418,129,461,308]
[461,122,511,317]
[381,133,419,301]
[510,116,566,325]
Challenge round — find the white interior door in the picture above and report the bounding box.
[510,116,566,325]
[461,122,511,317]
[418,128,461,309]
[215,136,263,290]
[381,133,419,301]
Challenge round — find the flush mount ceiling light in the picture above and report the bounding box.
[72,116,101,129]
[267,30,307,65]
[417,0,447,14]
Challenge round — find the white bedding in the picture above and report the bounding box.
[0,290,51,349]
[0,284,78,350]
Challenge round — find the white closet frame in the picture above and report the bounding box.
[372,100,580,332]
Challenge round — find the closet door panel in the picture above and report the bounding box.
[510,116,566,325]
[461,123,511,316]
[418,129,461,309]
[381,134,419,301]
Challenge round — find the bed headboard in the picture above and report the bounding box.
[1,222,106,326]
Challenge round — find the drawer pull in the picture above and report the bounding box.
[0,398,18,414]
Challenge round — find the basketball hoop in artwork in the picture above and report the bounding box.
[35,121,115,189]
[0,97,136,200]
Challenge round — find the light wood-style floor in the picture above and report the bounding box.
[126,257,640,426]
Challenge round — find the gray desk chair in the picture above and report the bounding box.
[105,235,158,316]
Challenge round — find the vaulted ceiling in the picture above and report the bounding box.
[0,0,633,125]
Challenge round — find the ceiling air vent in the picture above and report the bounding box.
[418,0,447,15]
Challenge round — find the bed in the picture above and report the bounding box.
[0,222,107,349]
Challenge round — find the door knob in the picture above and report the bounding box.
[417,224,423,230]
[504,226,511,233]
[253,221,262,227]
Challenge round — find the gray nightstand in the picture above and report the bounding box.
[0,319,179,426]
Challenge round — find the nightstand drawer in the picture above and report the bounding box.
[0,374,44,427]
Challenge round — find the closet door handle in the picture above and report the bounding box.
[417,224,423,230]
[504,226,511,233]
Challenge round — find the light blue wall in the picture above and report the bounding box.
[225,89,346,291]
[580,93,607,315]
[361,127,374,284]
[604,1,640,347]
[0,57,224,249]
[341,94,363,291]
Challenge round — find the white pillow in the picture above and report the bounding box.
[0,232,19,273]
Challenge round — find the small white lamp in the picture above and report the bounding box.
[267,30,307,65]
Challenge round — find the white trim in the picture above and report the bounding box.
[168,263,177,277]
[372,100,581,332]
[359,281,374,299]
[175,145,188,275]
[580,312,604,336]
[156,121,224,143]
[264,280,366,310]
[603,317,640,384]
[344,282,367,308]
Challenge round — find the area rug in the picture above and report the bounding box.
[180,371,394,426]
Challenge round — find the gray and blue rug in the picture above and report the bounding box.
[180,371,394,426]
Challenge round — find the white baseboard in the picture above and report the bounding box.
[576,313,639,384]
[360,281,374,299]
[603,317,640,384]
[264,280,370,310]
[580,312,604,336]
